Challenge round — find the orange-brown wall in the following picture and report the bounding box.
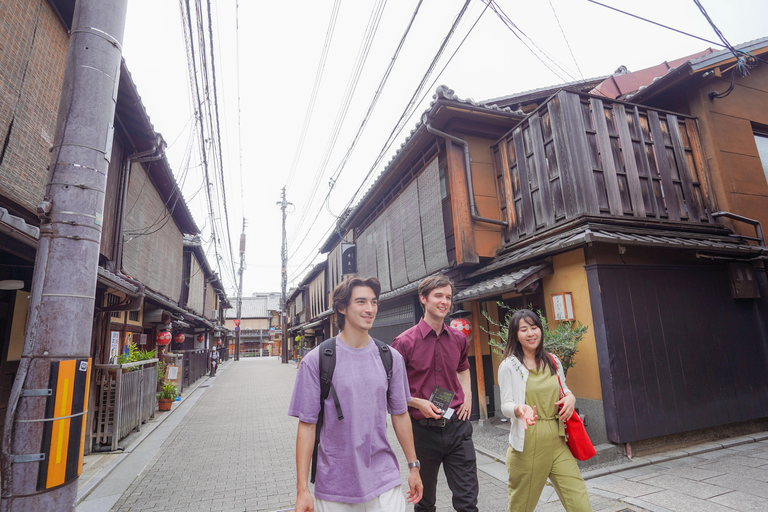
[541,249,602,401]
[687,64,768,239]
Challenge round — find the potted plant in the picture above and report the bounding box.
[157,382,178,411]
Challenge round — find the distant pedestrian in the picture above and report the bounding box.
[391,275,479,512]
[210,346,219,376]
[289,276,423,511]
[498,309,592,512]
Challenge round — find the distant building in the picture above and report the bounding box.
[225,293,282,356]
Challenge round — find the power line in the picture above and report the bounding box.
[549,0,583,80]
[288,0,480,273]
[287,0,389,250]
[585,0,724,48]
[284,0,342,191]
[286,0,427,258]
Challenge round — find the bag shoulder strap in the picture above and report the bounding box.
[549,353,565,399]
[311,337,341,484]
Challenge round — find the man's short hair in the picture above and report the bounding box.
[418,275,456,310]
[332,276,381,331]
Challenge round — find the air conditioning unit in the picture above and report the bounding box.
[211,308,218,318]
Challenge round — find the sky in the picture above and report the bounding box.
[121,0,768,298]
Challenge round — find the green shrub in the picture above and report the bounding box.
[483,305,588,375]
[157,382,178,400]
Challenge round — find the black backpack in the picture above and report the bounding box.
[310,336,393,484]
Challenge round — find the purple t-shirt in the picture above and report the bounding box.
[288,336,411,503]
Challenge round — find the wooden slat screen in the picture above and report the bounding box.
[493,90,715,243]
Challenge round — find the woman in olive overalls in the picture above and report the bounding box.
[497,309,591,512]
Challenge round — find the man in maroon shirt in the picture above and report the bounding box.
[391,275,479,512]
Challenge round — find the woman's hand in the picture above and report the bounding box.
[516,404,537,429]
[555,393,576,422]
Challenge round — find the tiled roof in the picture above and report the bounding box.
[472,223,767,279]
[454,263,551,302]
[0,207,39,245]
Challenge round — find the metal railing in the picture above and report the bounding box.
[92,359,158,451]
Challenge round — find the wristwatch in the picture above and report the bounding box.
[408,460,420,470]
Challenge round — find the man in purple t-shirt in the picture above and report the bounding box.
[391,275,479,512]
[289,276,423,511]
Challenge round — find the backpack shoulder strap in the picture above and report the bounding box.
[372,338,393,383]
[311,337,342,484]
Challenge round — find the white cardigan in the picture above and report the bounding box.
[498,353,571,452]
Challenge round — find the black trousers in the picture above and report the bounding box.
[412,417,479,512]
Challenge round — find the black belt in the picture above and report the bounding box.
[413,416,460,428]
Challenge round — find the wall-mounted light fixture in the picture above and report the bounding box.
[0,280,24,290]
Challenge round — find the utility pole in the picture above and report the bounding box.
[277,188,292,364]
[0,1,128,510]
[235,219,246,361]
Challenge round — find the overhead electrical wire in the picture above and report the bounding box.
[484,0,577,83]
[287,0,389,251]
[549,0,583,80]
[284,0,343,191]
[288,0,479,279]
[286,0,426,259]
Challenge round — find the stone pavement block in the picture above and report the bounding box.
[709,490,767,511]
[618,466,662,481]
[653,465,726,481]
[702,473,768,499]
[639,475,730,499]
[629,490,730,512]
[649,456,706,469]
[696,461,768,482]
[720,436,754,447]
[591,478,664,498]
[691,447,741,459]
[622,496,674,512]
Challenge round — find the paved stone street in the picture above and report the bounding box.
[77,357,768,512]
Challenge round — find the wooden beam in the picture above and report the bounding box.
[470,300,488,421]
[446,140,478,265]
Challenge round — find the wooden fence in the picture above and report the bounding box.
[92,359,158,451]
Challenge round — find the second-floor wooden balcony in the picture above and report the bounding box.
[492,90,716,246]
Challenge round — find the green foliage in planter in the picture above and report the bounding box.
[483,304,588,375]
[118,342,156,370]
[157,382,178,400]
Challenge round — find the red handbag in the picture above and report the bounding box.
[550,355,596,461]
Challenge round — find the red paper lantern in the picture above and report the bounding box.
[156,331,172,346]
[450,318,472,337]
[174,333,185,344]
[196,334,205,343]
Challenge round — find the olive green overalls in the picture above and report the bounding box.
[505,366,592,512]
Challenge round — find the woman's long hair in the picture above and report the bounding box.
[503,309,556,375]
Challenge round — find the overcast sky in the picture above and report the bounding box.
[121,0,768,297]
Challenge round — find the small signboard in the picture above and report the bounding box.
[165,365,180,387]
[109,331,120,363]
[139,333,148,346]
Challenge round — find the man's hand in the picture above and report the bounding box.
[410,397,442,419]
[456,395,472,421]
[295,488,314,512]
[406,468,423,504]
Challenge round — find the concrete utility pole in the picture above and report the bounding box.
[277,188,291,364]
[0,1,128,510]
[235,219,246,361]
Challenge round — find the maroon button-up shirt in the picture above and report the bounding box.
[391,318,471,420]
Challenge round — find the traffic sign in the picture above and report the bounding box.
[233,319,240,326]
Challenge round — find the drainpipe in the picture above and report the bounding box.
[711,211,765,247]
[113,135,165,268]
[423,115,508,228]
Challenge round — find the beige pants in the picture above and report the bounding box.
[315,485,406,512]
[506,421,592,512]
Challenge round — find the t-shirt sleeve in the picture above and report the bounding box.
[387,347,411,415]
[457,333,470,372]
[287,350,321,423]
